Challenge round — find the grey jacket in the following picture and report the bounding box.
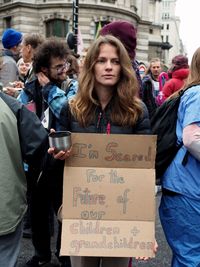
[0,50,19,86]
[0,92,48,235]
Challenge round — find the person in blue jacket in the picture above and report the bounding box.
[159,47,200,266]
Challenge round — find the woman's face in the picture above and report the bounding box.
[94,43,121,90]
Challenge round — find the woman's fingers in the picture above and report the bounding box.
[50,128,55,133]
[135,240,158,261]
[153,240,158,253]
[48,148,71,160]
[135,256,149,260]
[53,150,66,159]
[48,147,55,154]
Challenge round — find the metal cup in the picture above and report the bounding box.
[48,131,72,151]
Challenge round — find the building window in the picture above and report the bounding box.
[101,0,115,3]
[166,35,169,42]
[166,24,169,30]
[163,1,170,8]
[149,28,153,34]
[3,16,12,28]
[162,13,170,19]
[94,21,110,38]
[46,19,69,38]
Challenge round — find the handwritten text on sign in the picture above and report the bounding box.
[61,220,154,257]
[66,134,156,169]
[63,168,155,221]
[61,134,156,257]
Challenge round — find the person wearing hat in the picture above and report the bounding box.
[99,20,143,99]
[0,28,23,87]
[161,55,189,101]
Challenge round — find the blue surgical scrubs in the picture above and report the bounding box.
[159,85,200,266]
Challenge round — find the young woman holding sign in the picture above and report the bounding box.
[49,35,157,267]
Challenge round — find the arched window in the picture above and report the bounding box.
[46,19,69,38]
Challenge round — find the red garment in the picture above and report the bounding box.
[162,68,189,99]
[128,257,132,267]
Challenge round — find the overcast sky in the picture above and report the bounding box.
[175,0,199,62]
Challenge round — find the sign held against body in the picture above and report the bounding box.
[61,133,156,258]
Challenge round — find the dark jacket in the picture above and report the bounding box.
[0,92,49,235]
[132,60,143,99]
[22,78,44,119]
[60,100,151,135]
[142,75,158,118]
[0,91,48,169]
[18,78,65,197]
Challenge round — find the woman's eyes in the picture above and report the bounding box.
[96,59,105,63]
[112,59,120,65]
[96,59,120,64]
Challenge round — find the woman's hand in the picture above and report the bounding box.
[135,240,158,260]
[48,147,71,160]
[48,128,72,160]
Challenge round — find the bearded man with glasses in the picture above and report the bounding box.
[18,38,78,267]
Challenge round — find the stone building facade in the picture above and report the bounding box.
[161,0,184,65]
[0,0,181,65]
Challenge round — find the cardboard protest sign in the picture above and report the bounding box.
[61,220,154,257]
[60,133,156,258]
[65,133,155,169]
[62,168,154,221]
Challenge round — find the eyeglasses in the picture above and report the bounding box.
[50,61,71,74]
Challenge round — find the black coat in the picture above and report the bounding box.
[0,92,48,170]
[142,75,158,119]
[60,100,151,135]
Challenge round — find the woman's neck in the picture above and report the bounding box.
[95,86,113,110]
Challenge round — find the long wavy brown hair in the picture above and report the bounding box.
[184,47,200,88]
[69,35,143,127]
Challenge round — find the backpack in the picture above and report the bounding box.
[151,87,190,185]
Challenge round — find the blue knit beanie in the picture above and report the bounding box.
[2,28,22,49]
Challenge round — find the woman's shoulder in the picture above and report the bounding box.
[140,100,149,116]
[60,101,70,117]
[179,84,200,111]
[183,84,200,99]
[60,101,72,128]
[134,100,151,134]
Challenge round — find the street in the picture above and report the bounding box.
[17,193,172,267]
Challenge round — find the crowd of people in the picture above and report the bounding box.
[0,19,199,267]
